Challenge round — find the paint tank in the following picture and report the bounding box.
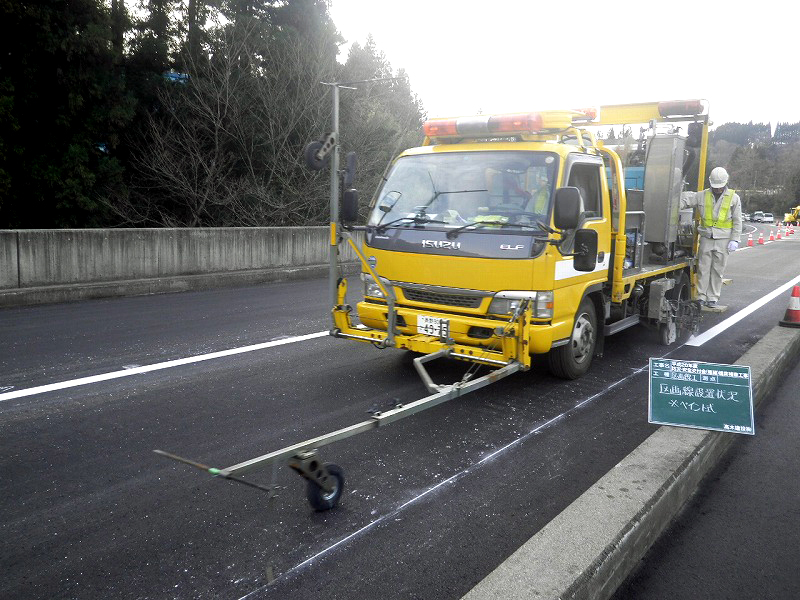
[642,135,686,245]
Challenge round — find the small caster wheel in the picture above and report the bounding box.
[304,140,329,171]
[306,463,344,511]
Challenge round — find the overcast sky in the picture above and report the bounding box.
[329,0,800,130]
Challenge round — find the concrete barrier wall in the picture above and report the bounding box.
[0,231,19,289]
[2,227,361,289]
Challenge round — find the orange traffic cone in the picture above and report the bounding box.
[777,228,782,239]
[747,233,753,247]
[758,232,764,244]
[769,229,775,241]
[779,285,800,328]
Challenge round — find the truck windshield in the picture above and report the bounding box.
[368,151,558,233]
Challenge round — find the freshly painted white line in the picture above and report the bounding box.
[686,274,800,347]
[0,331,329,402]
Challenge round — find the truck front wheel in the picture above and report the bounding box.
[547,298,597,380]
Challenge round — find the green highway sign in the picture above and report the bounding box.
[649,358,754,435]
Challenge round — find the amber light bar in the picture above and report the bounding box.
[658,99,705,117]
[423,112,545,138]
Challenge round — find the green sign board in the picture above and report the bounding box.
[649,358,754,435]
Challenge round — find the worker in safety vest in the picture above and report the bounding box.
[529,174,550,214]
[680,167,742,308]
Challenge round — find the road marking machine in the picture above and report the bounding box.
[157,86,708,513]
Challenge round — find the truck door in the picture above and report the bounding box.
[563,157,612,278]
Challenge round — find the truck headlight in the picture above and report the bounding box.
[488,291,553,318]
[487,297,523,315]
[361,273,387,299]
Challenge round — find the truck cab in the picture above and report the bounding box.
[333,101,708,379]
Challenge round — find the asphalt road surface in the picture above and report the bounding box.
[2,223,797,599]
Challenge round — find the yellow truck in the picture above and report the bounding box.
[333,100,708,380]
[157,99,713,511]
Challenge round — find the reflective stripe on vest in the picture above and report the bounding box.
[703,189,735,229]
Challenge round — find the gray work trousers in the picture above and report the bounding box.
[697,236,731,302]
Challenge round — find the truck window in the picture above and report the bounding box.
[368,151,558,230]
[567,163,602,217]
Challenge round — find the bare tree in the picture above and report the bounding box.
[112,17,338,226]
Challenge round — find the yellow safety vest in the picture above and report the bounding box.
[532,189,548,213]
[703,189,735,229]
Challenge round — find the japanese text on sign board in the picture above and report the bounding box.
[649,359,754,435]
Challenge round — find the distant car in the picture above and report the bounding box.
[752,211,764,222]
[743,213,750,221]
[763,213,775,223]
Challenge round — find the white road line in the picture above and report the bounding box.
[0,331,329,402]
[686,274,800,347]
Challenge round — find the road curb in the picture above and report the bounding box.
[463,325,800,600]
[0,262,360,308]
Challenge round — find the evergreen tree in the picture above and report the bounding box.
[0,0,135,227]
[338,36,425,219]
[773,122,800,144]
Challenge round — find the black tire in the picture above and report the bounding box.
[305,463,344,511]
[304,140,329,171]
[547,297,597,380]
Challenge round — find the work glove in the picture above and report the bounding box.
[727,240,739,253]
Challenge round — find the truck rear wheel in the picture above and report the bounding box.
[548,298,597,380]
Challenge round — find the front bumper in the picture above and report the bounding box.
[331,279,555,368]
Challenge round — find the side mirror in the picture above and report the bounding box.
[342,189,359,223]
[343,151,357,188]
[573,229,599,272]
[553,187,582,230]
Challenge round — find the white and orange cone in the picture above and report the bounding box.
[777,228,782,240]
[758,232,765,244]
[779,285,800,328]
[747,233,753,247]
[769,229,775,241]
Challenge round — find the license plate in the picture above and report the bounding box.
[417,315,450,338]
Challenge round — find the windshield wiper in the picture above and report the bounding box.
[447,220,544,239]
[374,215,446,233]
[446,222,487,239]
[535,221,558,234]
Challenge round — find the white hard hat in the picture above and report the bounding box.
[709,167,729,188]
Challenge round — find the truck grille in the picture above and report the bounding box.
[401,288,483,309]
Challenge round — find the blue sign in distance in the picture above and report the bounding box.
[649,358,754,435]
